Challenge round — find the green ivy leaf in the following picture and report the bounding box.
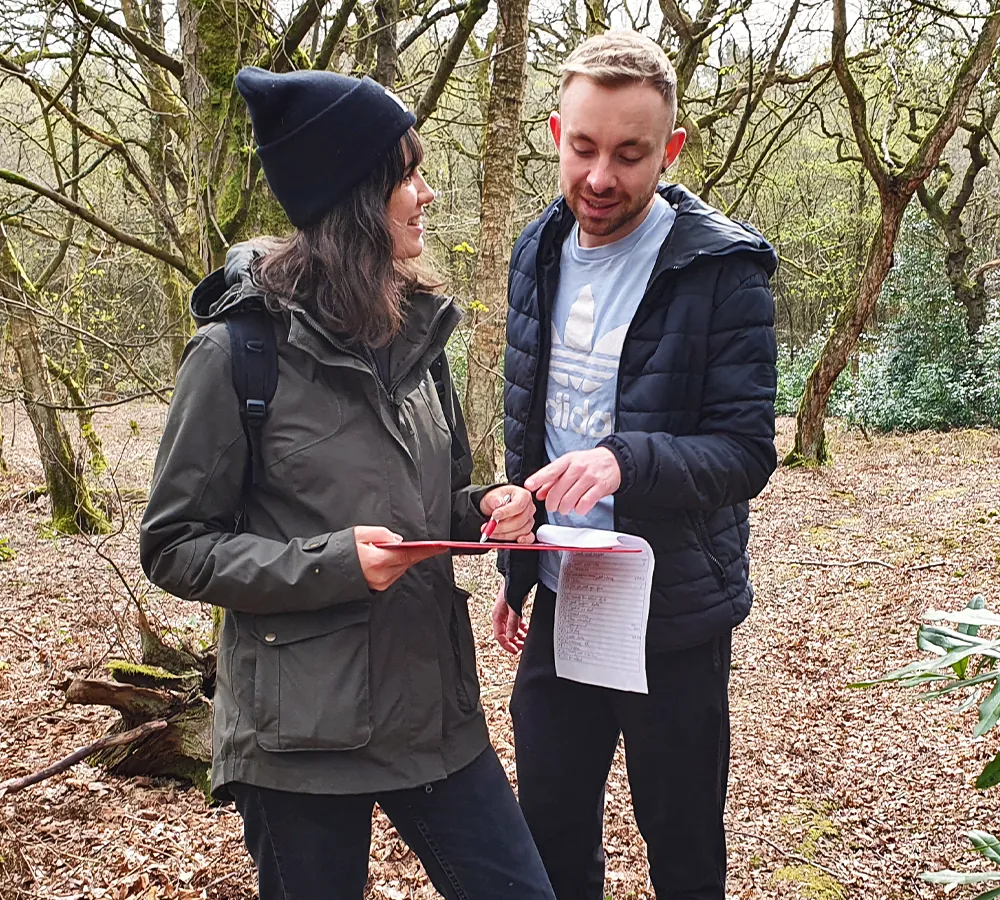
[976,752,1000,790]
[976,682,1000,738]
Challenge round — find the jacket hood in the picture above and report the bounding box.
[189,240,271,325]
[192,240,462,395]
[537,183,778,279]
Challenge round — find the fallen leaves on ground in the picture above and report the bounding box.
[2,408,999,899]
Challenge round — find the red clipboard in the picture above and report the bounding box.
[374,540,641,552]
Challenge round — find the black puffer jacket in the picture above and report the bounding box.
[503,184,778,651]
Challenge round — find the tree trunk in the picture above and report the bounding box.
[131,0,194,372]
[8,307,107,532]
[946,241,988,337]
[1,234,107,533]
[163,268,192,372]
[676,110,705,192]
[463,0,530,481]
[373,0,398,87]
[787,199,906,465]
[916,111,997,337]
[45,356,108,475]
[584,0,608,36]
[789,0,1000,464]
[178,0,246,272]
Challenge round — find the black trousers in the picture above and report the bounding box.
[510,585,732,900]
[230,747,555,900]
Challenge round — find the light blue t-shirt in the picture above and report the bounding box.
[538,195,675,592]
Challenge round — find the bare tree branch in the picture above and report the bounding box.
[399,2,470,55]
[61,0,184,78]
[413,0,490,128]
[314,0,361,69]
[832,0,889,189]
[0,53,195,272]
[0,169,201,284]
[263,0,338,72]
[974,258,1000,279]
[899,7,1000,189]
[0,721,168,796]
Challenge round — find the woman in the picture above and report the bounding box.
[140,67,554,900]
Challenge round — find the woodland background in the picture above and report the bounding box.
[1,0,1000,898]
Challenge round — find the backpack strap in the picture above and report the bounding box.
[226,309,278,491]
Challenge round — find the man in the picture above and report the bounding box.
[494,31,778,900]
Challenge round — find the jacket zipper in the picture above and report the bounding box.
[608,262,726,590]
[608,266,674,530]
[692,512,727,587]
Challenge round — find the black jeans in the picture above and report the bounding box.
[229,746,555,900]
[511,586,731,900]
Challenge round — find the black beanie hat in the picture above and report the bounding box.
[235,66,417,228]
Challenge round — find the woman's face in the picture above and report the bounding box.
[387,160,435,260]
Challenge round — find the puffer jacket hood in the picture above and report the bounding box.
[527,183,777,285]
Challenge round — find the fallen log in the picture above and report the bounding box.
[60,607,217,798]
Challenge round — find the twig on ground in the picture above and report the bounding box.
[0,623,47,652]
[0,720,167,796]
[778,557,897,570]
[778,556,947,573]
[0,623,55,677]
[731,829,855,884]
[9,701,67,727]
[200,869,241,893]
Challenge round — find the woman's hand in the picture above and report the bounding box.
[354,526,447,592]
[479,486,536,543]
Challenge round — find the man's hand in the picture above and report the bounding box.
[480,485,536,543]
[523,448,622,516]
[492,583,527,654]
[354,526,447,592]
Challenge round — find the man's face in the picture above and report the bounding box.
[552,77,685,248]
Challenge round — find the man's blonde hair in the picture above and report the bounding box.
[559,31,677,116]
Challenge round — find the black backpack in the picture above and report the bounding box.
[224,307,468,494]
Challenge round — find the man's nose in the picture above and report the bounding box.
[587,159,615,194]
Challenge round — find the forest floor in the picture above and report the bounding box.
[2,405,1000,900]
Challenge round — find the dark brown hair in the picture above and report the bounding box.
[255,128,441,348]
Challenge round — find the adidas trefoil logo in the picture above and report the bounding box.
[546,284,626,439]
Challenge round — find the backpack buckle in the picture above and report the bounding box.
[246,399,266,420]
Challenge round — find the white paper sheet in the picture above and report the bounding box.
[538,525,654,694]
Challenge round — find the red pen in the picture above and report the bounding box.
[480,493,513,543]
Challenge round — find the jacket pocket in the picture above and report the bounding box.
[689,512,728,590]
[449,587,481,714]
[251,602,372,752]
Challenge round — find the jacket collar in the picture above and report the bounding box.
[533,183,778,282]
[288,292,461,401]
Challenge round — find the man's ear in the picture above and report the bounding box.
[549,112,562,150]
[662,127,687,171]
